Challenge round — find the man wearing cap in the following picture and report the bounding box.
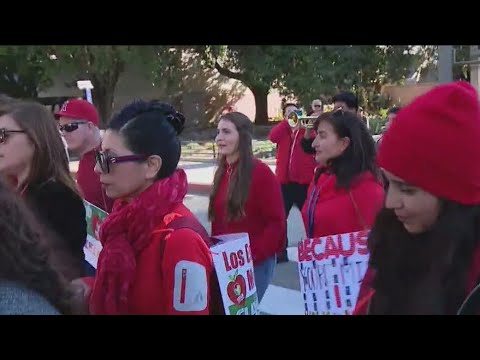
[55,99,113,213]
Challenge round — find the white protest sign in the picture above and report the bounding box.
[297,230,370,315]
[210,233,259,315]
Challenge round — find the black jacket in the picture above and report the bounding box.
[301,138,315,154]
[25,179,87,280]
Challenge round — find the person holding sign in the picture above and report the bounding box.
[302,110,384,240]
[355,81,480,315]
[0,101,87,281]
[298,110,384,315]
[210,112,286,303]
[74,100,215,315]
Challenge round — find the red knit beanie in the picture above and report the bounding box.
[378,81,480,205]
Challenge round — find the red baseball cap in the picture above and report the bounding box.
[55,98,99,126]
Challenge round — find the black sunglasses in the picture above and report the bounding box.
[59,121,88,133]
[0,128,26,144]
[95,151,148,174]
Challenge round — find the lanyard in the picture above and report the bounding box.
[306,175,334,238]
[307,185,321,239]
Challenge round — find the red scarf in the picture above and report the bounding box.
[89,169,188,315]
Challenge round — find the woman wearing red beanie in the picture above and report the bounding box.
[302,110,384,245]
[209,112,286,303]
[355,81,480,315]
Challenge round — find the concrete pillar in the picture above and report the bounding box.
[470,46,480,95]
[438,46,453,83]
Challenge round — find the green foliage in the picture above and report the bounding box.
[151,47,247,128]
[0,46,54,99]
[280,45,428,113]
[48,45,158,125]
[368,116,388,135]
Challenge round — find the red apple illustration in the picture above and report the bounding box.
[227,270,247,306]
[91,215,102,239]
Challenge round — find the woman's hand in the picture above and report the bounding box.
[69,278,92,315]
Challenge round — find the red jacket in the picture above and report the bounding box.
[301,170,385,239]
[211,158,286,265]
[269,120,316,185]
[77,149,114,213]
[354,242,480,315]
[84,203,214,315]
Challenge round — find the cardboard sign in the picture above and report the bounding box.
[297,230,370,315]
[210,233,259,315]
[83,201,108,269]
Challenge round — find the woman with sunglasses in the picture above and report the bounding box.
[0,101,87,281]
[75,100,215,315]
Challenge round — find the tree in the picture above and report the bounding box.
[49,46,159,127]
[0,46,53,99]
[194,46,303,125]
[152,47,246,130]
[278,45,429,113]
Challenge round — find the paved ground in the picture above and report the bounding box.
[184,193,306,315]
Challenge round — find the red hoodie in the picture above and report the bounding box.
[269,120,316,185]
[211,158,286,265]
[301,170,384,239]
[82,203,214,315]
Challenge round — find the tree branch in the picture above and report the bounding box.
[214,61,244,81]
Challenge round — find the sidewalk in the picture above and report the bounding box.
[69,158,277,195]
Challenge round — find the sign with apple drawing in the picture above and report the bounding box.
[210,232,259,315]
[83,201,109,269]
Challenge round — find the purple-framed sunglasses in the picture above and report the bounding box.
[95,150,148,174]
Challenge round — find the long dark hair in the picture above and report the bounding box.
[314,110,380,188]
[208,112,254,222]
[0,177,73,314]
[367,202,480,314]
[0,101,79,194]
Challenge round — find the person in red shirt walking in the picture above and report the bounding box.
[72,100,214,315]
[302,110,384,244]
[269,103,316,262]
[55,99,113,213]
[209,112,286,303]
[355,82,480,315]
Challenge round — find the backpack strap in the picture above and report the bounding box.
[457,283,480,315]
[158,215,225,315]
[158,215,212,261]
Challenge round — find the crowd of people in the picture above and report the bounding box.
[1,79,479,315]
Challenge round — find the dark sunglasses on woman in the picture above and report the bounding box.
[0,128,25,144]
[59,121,88,133]
[95,151,148,174]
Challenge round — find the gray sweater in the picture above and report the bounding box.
[0,281,61,315]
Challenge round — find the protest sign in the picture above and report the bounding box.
[297,230,370,315]
[83,201,108,269]
[211,233,258,315]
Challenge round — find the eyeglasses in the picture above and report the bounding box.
[95,151,148,174]
[59,121,88,133]
[0,128,26,144]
